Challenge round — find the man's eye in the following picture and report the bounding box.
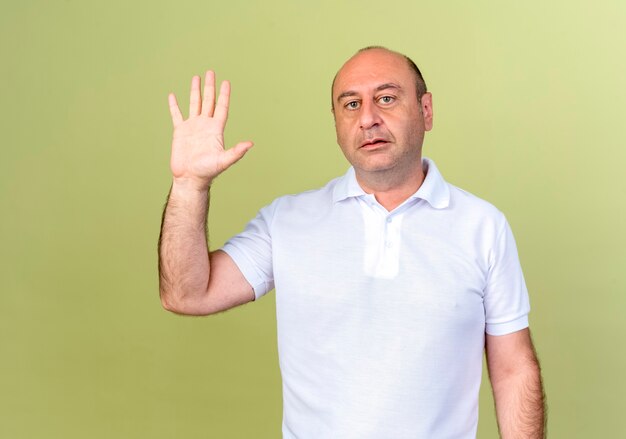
[346,101,360,110]
[378,96,395,104]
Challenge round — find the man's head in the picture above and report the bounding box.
[331,47,433,177]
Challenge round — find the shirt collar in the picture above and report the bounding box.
[332,157,450,209]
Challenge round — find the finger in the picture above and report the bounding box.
[188,75,202,117]
[221,141,254,170]
[201,70,216,117]
[168,93,183,127]
[214,80,231,130]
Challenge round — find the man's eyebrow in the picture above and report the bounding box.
[336,83,403,102]
[336,90,358,102]
[375,83,402,92]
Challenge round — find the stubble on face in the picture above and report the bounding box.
[331,48,429,188]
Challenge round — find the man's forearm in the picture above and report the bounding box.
[491,360,546,438]
[158,181,212,311]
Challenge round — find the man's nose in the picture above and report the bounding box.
[359,101,382,130]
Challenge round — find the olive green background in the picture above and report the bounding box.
[1,1,624,437]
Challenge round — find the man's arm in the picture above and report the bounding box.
[158,71,255,315]
[485,328,546,438]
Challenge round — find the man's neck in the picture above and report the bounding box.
[355,158,426,212]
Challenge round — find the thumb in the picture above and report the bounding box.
[221,141,254,169]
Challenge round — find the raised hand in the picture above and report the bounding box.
[168,71,253,191]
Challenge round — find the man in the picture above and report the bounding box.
[159,47,546,438]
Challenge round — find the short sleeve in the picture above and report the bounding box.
[221,201,277,300]
[484,216,531,336]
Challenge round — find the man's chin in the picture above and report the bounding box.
[352,159,398,174]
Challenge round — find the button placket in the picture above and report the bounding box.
[358,196,403,279]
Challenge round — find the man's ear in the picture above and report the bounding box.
[421,92,434,131]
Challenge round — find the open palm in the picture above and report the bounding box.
[168,71,253,190]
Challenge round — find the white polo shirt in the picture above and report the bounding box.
[222,157,530,439]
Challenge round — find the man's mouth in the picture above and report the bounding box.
[360,138,389,149]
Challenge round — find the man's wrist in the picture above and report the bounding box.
[171,176,213,194]
[169,177,213,207]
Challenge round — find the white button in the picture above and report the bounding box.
[386,217,392,223]
[386,241,393,248]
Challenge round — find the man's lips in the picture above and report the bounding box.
[360,138,389,149]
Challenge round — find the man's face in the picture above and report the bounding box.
[332,49,433,176]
